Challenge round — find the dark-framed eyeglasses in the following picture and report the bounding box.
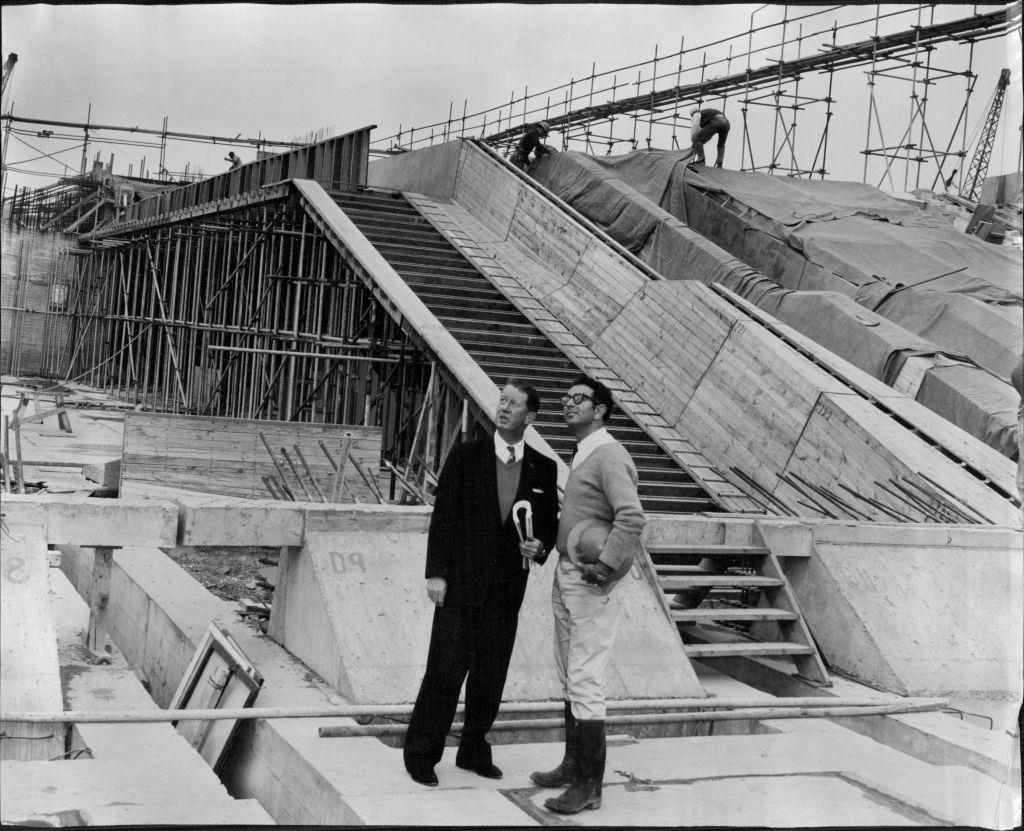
[561,393,595,406]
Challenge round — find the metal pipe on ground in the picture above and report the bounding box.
[319,700,950,737]
[3,697,947,725]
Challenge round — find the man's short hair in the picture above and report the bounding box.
[506,378,541,413]
[570,373,615,421]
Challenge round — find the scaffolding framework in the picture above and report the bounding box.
[374,5,1019,187]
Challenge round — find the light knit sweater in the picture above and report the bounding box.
[556,441,646,570]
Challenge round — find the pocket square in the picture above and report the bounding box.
[531,488,544,494]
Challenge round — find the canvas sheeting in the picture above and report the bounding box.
[532,150,1021,459]
[537,150,1022,376]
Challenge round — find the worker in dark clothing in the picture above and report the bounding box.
[510,121,554,170]
[689,107,730,168]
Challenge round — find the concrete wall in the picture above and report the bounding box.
[269,521,705,704]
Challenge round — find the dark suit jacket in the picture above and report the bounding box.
[425,437,559,608]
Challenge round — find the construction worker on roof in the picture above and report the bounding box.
[688,106,730,168]
[510,121,554,170]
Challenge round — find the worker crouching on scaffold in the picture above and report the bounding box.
[510,121,555,170]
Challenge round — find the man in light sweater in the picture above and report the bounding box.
[533,374,646,815]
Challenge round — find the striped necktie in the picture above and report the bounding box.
[506,445,516,464]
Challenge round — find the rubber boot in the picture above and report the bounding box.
[530,702,576,787]
[544,719,605,814]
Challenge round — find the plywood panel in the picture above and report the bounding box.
[679,319,829,482]
[452,143,520,241]
[594,283,735,424]
[504,186,593,280]
[121,411,382,501]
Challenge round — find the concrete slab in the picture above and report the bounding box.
[0,568,276,826]
[0,760,273,826]
[269,528,704,705]
[52,540,1019,827]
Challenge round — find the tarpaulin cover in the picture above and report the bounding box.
[544,149,1023,380]
[532,150,1021,458]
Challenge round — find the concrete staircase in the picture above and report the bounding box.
[647,541,831,684]
[329,187,721,514]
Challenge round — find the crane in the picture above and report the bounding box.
[959,67,1011,204]
[1,53,17,97]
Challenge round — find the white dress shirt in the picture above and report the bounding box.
[494,432,526,463]
[571,426,616,469]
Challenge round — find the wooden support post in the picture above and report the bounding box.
[293,445,325,502]
[258,432,291,492]
[2,415,11,493]
[13,419,24,494]
[325,435,354,503]
[87,546,119,661]
[262,475,282,500]
[356,461,386,504]
[280,447,311,501]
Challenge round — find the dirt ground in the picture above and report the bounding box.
[165,545,280,631]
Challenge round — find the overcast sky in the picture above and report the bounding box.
[2,3,1020,195]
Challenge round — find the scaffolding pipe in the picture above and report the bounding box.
[2,696,947,724]
[319,701,949,737]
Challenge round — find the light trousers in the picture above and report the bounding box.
[551,556,622,720]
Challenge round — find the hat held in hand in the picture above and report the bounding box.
[566,518,633,583]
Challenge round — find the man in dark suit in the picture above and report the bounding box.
[403,379,559,787]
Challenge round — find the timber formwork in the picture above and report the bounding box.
[59,188,446,474]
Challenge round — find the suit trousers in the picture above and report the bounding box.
[403,582,521,769]
[551,557,622,721]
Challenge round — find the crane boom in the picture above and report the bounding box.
[1,53,17,97]
[959,68,1011,204]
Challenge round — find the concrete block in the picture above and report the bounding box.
[270,529,704,705]
[790,532,1023,701]
[0,513,62,761]
[301,503,432,536]
[83,456,121,488]
[0,494,177,546]
[180,500,306,546]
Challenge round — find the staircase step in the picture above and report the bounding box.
[671,608,798,623]
[330,190,723,518]
[646,544,769,557]
[684,641,815,658]
[659,575,784,589]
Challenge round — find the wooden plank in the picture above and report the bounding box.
[120,411,383,501]
[659,575,784,589]
[788,393,1019,526]
[672,608,798,622]
[647,544,770,557]
[452,143,520,240]
[685,642,815,658]
[87,546,116,658]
